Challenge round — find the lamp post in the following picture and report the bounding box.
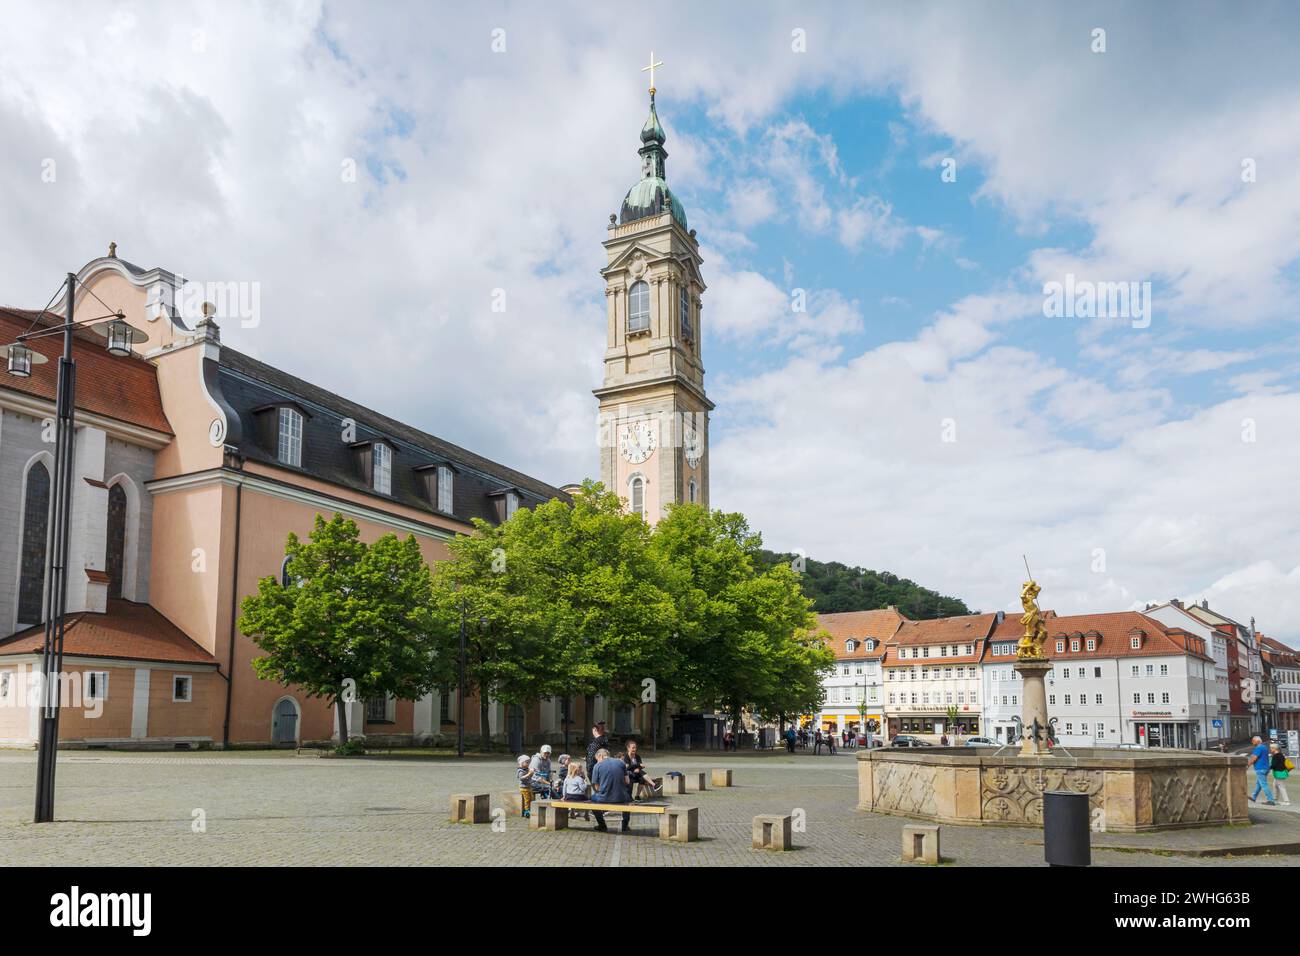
[5,270,147,823]
[457,597,466,759]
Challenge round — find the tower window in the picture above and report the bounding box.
[688,478,697,503]
[629,475,645,517]
[372,443,392,495]
[628,281,650,333]
[679,284,691,340]
[277,407,303,466]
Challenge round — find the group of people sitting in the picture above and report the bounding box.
[515,721,662,832]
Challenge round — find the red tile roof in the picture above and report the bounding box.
[0,309,172,435]
[1043,611,1212,663]
[0,600,215,666]
[884,613,998,664]
[816,609,907,660]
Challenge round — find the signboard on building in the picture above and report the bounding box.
[1288,730,1298,756]
[1212,718,1223,728]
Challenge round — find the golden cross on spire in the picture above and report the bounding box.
[641,51,663,94]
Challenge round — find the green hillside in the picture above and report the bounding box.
[761,550,972,620]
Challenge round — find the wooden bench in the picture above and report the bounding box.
[538,800,698,842]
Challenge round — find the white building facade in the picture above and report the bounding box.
[814,609,904,739]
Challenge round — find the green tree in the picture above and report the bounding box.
[653,504,834,737]
[239,514,450,749]
[762,550,971,619]
[429,481,679,748]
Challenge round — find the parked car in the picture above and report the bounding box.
[1114,742,1145,751]
[964,736,999,747]
[856,734,884,748]
[889,735,932,748]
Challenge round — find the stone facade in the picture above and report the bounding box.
[858,748,1250,833]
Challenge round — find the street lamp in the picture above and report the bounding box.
[5,271,148,824]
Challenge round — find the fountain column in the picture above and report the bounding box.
[1014,659,1053,755]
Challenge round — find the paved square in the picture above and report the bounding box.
[0,750,1294,866]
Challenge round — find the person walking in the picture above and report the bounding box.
[1269,742,1292,806]
[813,729,823,755]
[1248,735,1277,805]
[785,726,796,754]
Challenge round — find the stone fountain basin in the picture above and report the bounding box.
[857,746,1250,833]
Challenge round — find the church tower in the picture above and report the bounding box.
[596,69,712,523]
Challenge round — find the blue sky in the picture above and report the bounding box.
[2,1,1298,637]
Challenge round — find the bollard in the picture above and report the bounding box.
[1043,790,1091,866]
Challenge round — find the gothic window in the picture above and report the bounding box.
[18,461,51,625]
[277,407,303,467]
[628,281,650,333]
[679,283,691,340]
[106,484,127,599]
[688,478,697,503]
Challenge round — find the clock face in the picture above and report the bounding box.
[684,428,702,468]
[619,421,656,464]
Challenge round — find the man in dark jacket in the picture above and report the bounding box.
[590,748,631,832]
[586,721,608,780]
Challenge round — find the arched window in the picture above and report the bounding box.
[106,484,127,599]
[688,478,697,503]
[679,283,691,340]
[18,461,51,625]
[628,281,650,333]
[628,475,645,517]
[280,555,293,588]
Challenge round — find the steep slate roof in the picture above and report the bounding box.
[0,309,172,435]
[816,608,907,660]
[0,600,216,666]
[1043,611,1213,663]
[217,346,568,525]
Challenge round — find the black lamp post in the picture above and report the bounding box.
[5,271,147,823]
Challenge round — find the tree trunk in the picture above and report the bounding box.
[480,696,492,752]
[335,698,349,747]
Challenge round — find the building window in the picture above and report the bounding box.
[1133,693,1140,704]
[437,465,454,513]
[1064,694,1072,705]
[366,696,394,723]
[505,491,520,519]
[846,640,857,652]
[628,475,645,517]
[1094,667,1102,678]
[1145,664,1154,677]
[1095,694,1103,705]
[85,671,109,701]
[106,483,127,599]
[440,686,452,723]
[1071,639,1080,652]
[372,443,392,495]
[1131,635,1141,649]
[866,639,876,652]
[688,478,697,503]
[173,676,192,703]
[1147,693,1155,704]
[1086,638,1096,651]
[17,460,51,626]
[0,672,10,701]
[1160,664,1168,676]
[277,407,303,467]
[628,281,650,333]
[679,283,691,340]
[1161,692,1170,704]
[1063,668,1070,679]
[1056,641,1065,653]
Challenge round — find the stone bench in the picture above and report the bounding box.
[450,793,490,824]
[711,768,733,787]
[901,824,940,864]
[663,774,686,795]
[752,813,792,851]
[538,801,699,842]
[684,772,708,792]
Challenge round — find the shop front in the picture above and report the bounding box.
[1130,710,1200,749]
[888,711,980,738]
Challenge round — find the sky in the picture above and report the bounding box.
[1,1,1298,639]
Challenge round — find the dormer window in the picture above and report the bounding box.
[1056,640,1065,653]
[277,407,303,467]
[1070,638,1080,652]
[505,491,520,519]
[628,281,650,333]
[846,639,857,653]
[372,442,392,495]
[437,465,454,513]
[866,639,876,652]
[488,486,526,523]
[1130,635,1141,649]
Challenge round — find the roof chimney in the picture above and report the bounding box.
[1170,598,1182,608]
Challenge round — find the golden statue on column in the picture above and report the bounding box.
[1013,572,1054,755]
[1017,579,1048,661]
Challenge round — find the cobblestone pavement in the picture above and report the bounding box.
[0,750,1295,866]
